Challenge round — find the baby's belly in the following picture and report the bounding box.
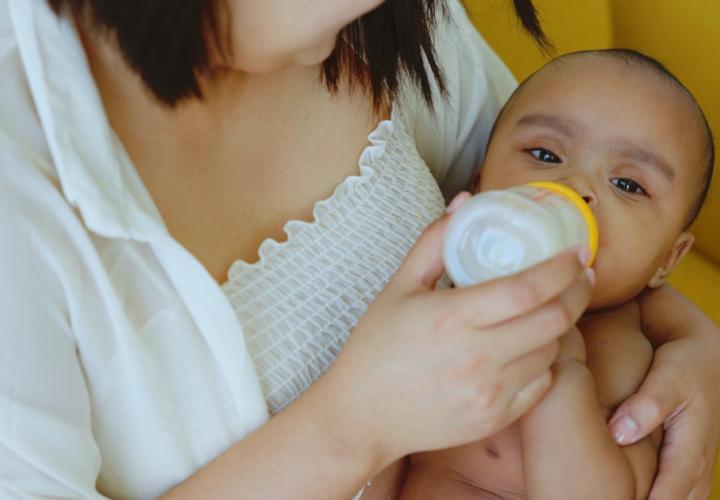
[402,425,526,499]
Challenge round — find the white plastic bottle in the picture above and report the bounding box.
[443,182,598,287]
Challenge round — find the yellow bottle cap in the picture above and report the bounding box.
[526,181,599,266]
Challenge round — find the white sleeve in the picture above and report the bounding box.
[0,185,106,499]
[399,0,518,201]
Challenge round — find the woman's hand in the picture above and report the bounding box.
[164,193,593,500]
[609,285,720,500]
[326,192,594,472]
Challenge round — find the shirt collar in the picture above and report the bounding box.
[9,0,165,241]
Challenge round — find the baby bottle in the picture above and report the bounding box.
[443,182,598,287]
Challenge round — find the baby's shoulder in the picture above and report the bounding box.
[579,301,652,413]
[580,300,649,364]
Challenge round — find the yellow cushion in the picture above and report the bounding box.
[464,1,720,497]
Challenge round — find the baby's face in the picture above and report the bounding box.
[478,55,703,309]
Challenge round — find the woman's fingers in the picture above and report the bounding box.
[392,215,451,294]
[392,192,472,294]
[499,341,560,396]
[608,345,720,500]
[500,371,553,428]
[463,342,558,435]
[609,352,681,446]
[452,246,592,327]
[480,270,593,361]
[648,413,711,500]
[651,410,716,500]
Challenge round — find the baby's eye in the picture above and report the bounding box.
[611,177,647,195]
[527,148,561,163]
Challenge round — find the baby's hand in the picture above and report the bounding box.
[556,326,586,364]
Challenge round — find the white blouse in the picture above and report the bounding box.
[0,0,516,498]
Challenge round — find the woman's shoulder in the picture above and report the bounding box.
[0,1,79,247]
[0,149,84,297]
[0,97,88,315]
[0,62,74,252]
[0,1,61,184]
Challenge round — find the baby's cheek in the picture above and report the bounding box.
[588,249,652,311]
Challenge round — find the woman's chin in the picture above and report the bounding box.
[293,36,339,66]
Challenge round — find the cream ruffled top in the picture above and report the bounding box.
[222,115,447,414]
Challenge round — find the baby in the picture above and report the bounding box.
[364,48,714,500]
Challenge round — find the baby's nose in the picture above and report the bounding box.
[555,176,597,207]
[579,192,598,209]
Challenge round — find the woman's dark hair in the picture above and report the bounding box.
[47,0,548,108]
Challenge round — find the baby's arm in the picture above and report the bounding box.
[581,303,661,497]
[520,301,658,500]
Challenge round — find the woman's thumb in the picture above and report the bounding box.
[608,363,679,445]
[394,191,471,293]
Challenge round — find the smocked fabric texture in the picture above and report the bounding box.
[223,119,446,414]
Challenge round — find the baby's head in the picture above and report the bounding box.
[473,49,714,310]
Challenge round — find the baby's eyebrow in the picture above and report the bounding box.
[615,142,676,181]
[515,113,579,138]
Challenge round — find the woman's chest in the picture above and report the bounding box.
[155,135,372,280]
[223,120,447,413]
[130,79,388,281]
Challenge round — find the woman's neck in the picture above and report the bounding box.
[78,17,324,147]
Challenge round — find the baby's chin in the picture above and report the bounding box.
[586,274,646,312]
[587,295,615,313]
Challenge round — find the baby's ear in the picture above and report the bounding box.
[647,232,695,288]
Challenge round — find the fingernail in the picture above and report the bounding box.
[585,267,596,286]
[612,416,638,445]
[446,191,471,214]
[577,245,591,266]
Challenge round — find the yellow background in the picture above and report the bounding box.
[464,0,720,497]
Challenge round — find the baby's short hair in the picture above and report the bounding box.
[488,48,714,228]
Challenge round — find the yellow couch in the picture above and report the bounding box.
[464,0,720,497]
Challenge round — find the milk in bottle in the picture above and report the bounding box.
[443,182,598,287]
